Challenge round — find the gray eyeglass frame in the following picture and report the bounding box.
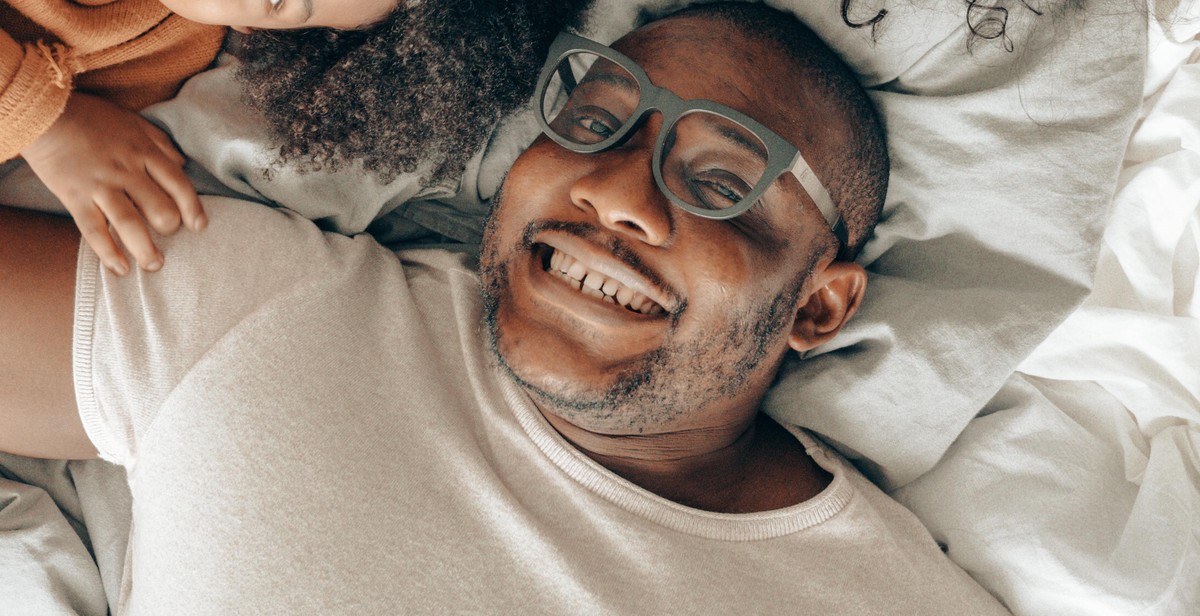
[533,31,848,248]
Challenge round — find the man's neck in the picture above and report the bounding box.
[542,412,831,514]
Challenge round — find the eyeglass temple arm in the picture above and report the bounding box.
[788,152,849,248]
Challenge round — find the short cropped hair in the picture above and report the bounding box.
[668,2,888,260]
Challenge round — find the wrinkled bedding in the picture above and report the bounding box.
[0,0,1190,614]
[894,5,1200,613]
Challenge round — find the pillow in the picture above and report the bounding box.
[770,0,1145,489]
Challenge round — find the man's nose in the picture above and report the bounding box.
[567,145,672,247]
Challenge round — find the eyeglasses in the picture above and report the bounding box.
[533,31,848,249]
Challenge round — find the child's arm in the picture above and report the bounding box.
[19,92,205,275]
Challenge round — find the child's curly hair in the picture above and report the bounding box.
[234,0,593,186]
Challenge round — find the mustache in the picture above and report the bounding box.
[519,220,684,312]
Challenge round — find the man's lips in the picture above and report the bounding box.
[531,232,678,317]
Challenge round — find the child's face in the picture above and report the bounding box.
[159,0,398,32]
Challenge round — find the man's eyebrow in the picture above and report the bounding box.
[577,68,639,95]
[709,118,769,164]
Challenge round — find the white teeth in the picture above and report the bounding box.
[630,292,659,315]
[582,271,605,290]
[547,248,666,316]
[615,286,634,307]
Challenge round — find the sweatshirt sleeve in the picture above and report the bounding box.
[0,29,75,162]
[72,197,387,465]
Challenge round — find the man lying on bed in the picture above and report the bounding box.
[0,3,1009,612]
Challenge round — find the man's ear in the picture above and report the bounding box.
[788,261,867,353]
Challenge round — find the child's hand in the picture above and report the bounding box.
[20,93,205,275]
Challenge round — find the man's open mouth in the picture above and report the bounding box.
[540,246,667,316]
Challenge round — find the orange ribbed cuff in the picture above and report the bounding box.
[0,41,74,162]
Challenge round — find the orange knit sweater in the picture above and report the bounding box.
[0,0,225,161]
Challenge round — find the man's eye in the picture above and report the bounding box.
[687,170,750,210]
[578,118,614,139]
[557,105,621,145]
[268,0,285,13]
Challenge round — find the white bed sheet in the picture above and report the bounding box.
[893,4,1200,613]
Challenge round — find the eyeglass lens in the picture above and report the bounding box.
[540,51,771,214]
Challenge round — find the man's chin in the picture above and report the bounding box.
[504,368,654,435]
[486,319,684,436]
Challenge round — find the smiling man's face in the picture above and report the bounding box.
[480,15,847,436]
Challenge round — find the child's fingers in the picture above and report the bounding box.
[94,189,163,272]
[70,203,130,276]
[124,172,182,236]
[145,157,206,232]
[140,121,187,167]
